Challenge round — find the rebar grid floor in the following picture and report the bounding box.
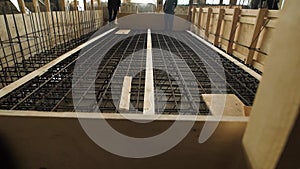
[0,30,259,115]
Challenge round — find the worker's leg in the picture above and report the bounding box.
[108,8,113,22]
[112,8,118,21]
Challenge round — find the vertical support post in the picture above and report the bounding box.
[246,8,268,65]
[17,0,26,13]
[192,6,196,24]
[58,0,66,11]
[97,0,101,9]
[44,0,51,12]
[226,8,240,54]
[32,0,40,12]
[214,8,225,46]
[205,8,212,39]
[73,0,78,11]
[243,1,300,169]
[83,0,87,10]
[197,7,203,29]
[91,0,94,10]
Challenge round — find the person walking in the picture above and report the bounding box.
[108,0,121,23]
[164,0,178,31]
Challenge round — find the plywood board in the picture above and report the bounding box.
[202,94,246,116]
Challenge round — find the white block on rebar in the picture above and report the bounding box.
[119,76,132,111]
[115,29,131,34]
[143,29,155,115]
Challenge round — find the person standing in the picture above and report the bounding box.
[108,0,121,22]
[164,0,178,31]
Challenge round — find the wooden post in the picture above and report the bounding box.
[243,1,300,168]
[44,0,51,12]
[73,0,78,11]
[192,7,197,24]
[17,0,26,13]
[91,0,94,10]
[83,0,87,10]
[226,8,240,54]
[198,7,203,29]
[58,0,66,11]
[97,0,101,9]
[246,8,268,65]
[205,8,212,39]
[32,0,40,12]
[214,8,225,46]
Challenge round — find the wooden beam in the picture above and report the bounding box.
[243,1,300,168]
[202,94,246,116]
[17,0,26,13]
[143,29,155,115]
[192,7,196,24]
[91,0,94,10]
[44,0,51,12]
[58,0,66,11]
[197,7,203,29]
[32,0,40,12]
[119,76,132,111]
[214,8,225,46]
[83,0,87,10]
[205,8,212,39]
[226,8,240,54]
[73,0,78,11]
[97,0,101,9]
[246,8,268,65]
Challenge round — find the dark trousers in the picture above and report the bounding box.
[164,13,174,31]
[108,8,118,22]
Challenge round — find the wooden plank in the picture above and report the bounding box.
[226,8,241,54]
[252,61,264,72]
[187,30,262,80]
[115,29,131,34]
[44,0,51,12]
[243,1,300,168]
[17,0,26,13]
[119,76,132,111]
[0,109,249,121]
[205,8,212,39]
[143,29,155,115]
[240,9,258,17]
[224,9,234,14]
[223,15,233,21]
[214,8,225,46]
[246,8,268,65]
[0,28,117,99]
[202,94,246,116]
[232,50,247,60]
[266,19,278,28]
[267,10,280,18]
[32,0,40,12]
[239,17,256,25]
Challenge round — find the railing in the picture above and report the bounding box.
[190,7,280,72]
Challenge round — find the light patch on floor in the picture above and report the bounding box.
[202,94,249,116]
[115,29,131,34]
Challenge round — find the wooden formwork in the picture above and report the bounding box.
[191,7,280,72]
[0,10,103,70]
